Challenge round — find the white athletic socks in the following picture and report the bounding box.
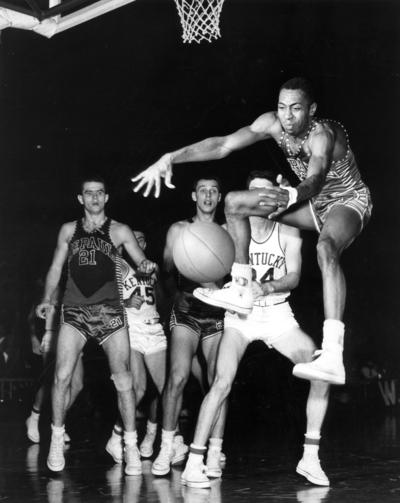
[124,430,138,447]
[51,424,65,437]
[209,437,223,451]
[303,432,321,459]
[323,319,345,348]
[231,263,252,288]
[187,443,207,466]
[146,420,157,435]
[161,429,175,447]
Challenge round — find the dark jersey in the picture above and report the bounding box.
[63,218,122,306]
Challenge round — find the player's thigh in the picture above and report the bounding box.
[102,328,131,373]
[213,328,248,384]
[130,349,147,391]
[278,201,317,231]
[145,349,167,394]
[55,324,86,376]
[169,325,199,376]
[320,204,362,251]
[271,327,316,364]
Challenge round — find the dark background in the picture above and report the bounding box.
[0,0,398,377]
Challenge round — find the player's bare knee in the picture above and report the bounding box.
[317,236,340,269]
[111,371,133,392]
[168,371,189,395]
[54,368,73,388]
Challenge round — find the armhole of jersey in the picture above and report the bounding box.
[277,222,285,256]
[70,220,79,242]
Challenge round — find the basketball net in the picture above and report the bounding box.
[173,0,226,43]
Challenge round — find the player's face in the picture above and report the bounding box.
[277,89,316,136]
[248,177,274,191]
[192,180,221,214]
[78,181,108,213]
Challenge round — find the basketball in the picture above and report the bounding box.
[173,221,235,283]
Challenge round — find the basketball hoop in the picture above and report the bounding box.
[173,0,226,44]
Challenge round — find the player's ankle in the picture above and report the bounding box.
[323,319,344,347]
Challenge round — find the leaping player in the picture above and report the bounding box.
[132,77,372,386]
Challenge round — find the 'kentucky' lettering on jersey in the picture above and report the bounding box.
[249,252,285,270]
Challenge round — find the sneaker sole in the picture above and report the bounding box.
[193,291,252,315]
[293,366,345,385]
[47,459,65,472]
[206,468,222,478]
[296,465,330,486]
[181,476,211,489]
[151,465,171,476]
[125,467,142,476]
[27,431,40,443]
[106,444,123,464]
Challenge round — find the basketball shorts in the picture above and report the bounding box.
[61,303,126,345]
[311,186,372,232]
[126,310,167,355]
[224,301,299,348]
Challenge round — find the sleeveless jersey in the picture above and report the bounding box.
[120,258,160,323]
[278,119,368,203]
[250,222,290,308]
[63,218,122,306]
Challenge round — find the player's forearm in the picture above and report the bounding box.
[41,266,62,303]
[168,136,231,164]
[262,272,300,295]
[295,173,325,202]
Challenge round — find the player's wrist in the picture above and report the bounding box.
[263,282,275,295]
[162,152,173,165]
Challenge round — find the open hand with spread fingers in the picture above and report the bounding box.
[131,154,176,198]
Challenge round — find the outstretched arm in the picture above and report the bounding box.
[116,224,156,274]
[132,113,276,198]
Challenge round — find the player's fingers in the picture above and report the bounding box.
[154,176,161,199]
[131,173,143,183]
[132,177,146,193]
[164,171,176,190]
[143,179,155,198]
[276,174,283,185]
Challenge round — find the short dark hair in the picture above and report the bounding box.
[246,170,277,188]
[279,77,315,104]
[78,174,108,194]
[192,176,222,192]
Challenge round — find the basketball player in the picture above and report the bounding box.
[26,286,83,444]
[151,177,227,476]
[105,230,168,462]
[36,175,156,475]
[132,77,372,386]
[181,171,330,488]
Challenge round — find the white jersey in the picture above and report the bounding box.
[249,222,290,309]
[120,258,160,323]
